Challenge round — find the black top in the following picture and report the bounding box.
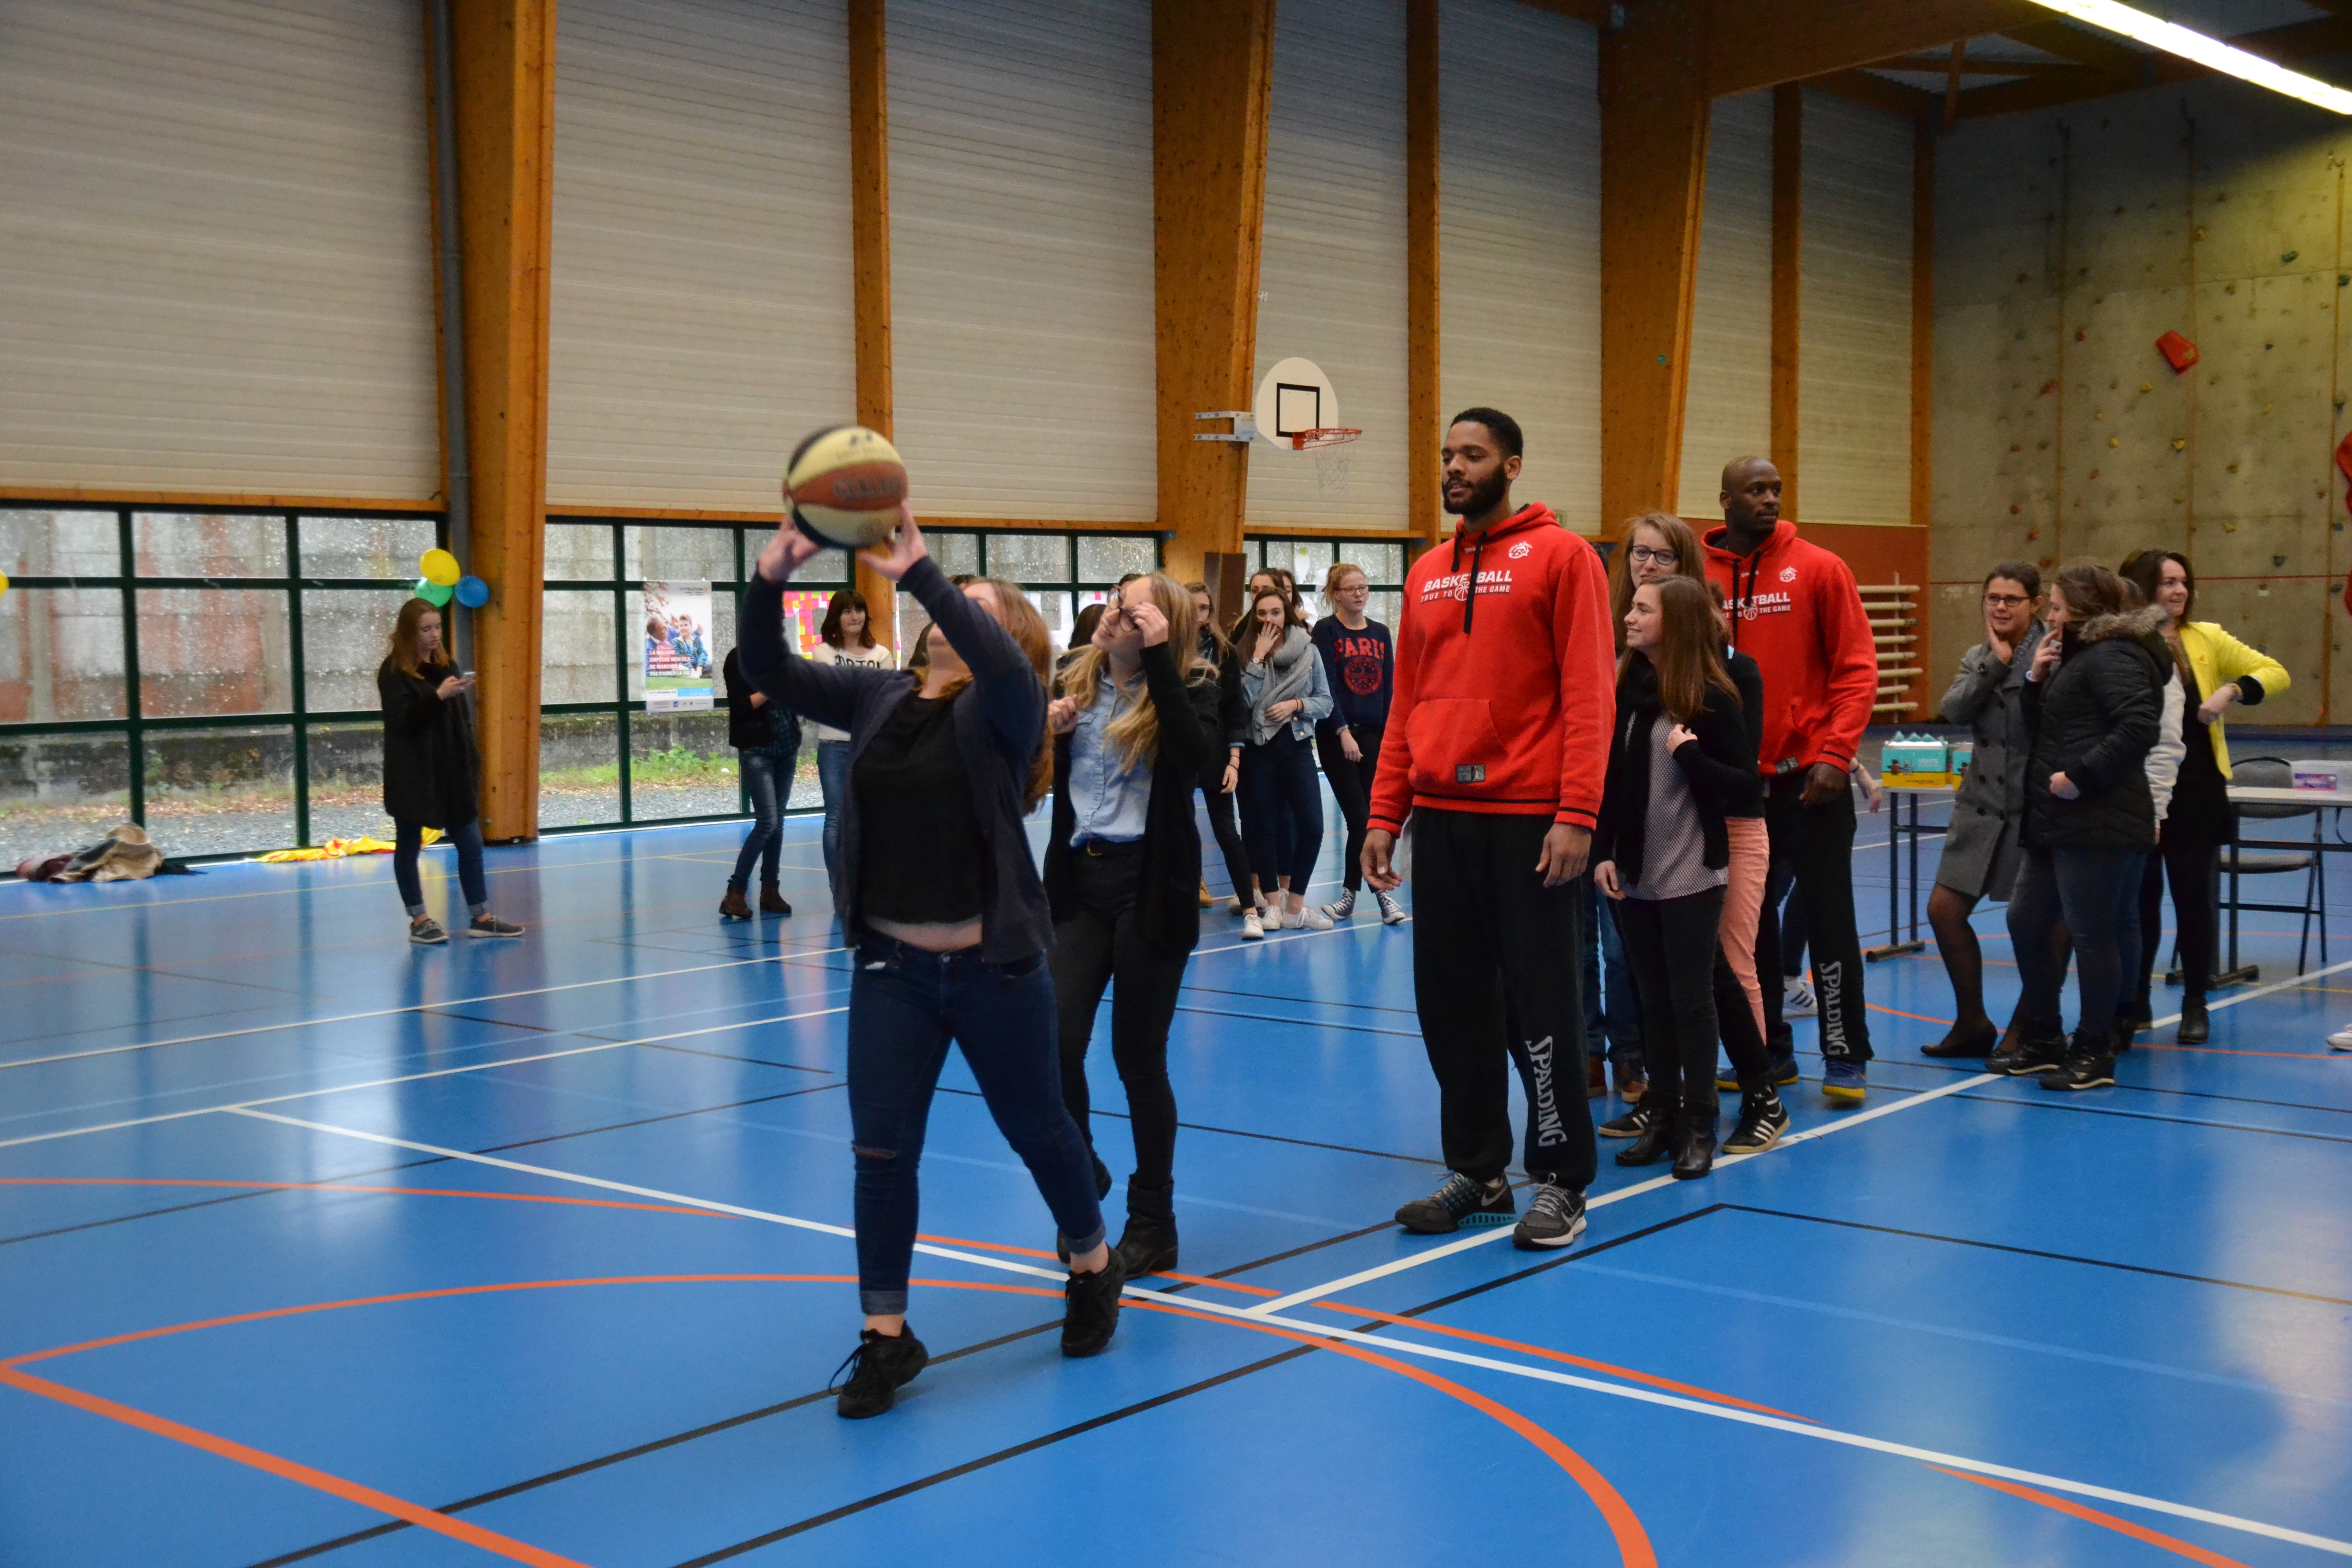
[722,648,802,753]
[378,659,480,830]
[1592,656,1760,891]
[1311,616,1393,734]
[854,695,985,924]
[2021,607,2166,852]
[1724,645,1765,819]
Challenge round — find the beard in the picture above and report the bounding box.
[1443,467,1510,518]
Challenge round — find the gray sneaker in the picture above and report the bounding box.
[468,915,524,938]
[1511,1182,1587,1251]
[1395,1171,1514,1234]
[1376,891,1407,925]
[408,917,448,945]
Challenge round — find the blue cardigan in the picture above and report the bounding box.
[736,554,1052,963]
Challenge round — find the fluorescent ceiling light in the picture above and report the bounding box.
[2026,0,2352,114]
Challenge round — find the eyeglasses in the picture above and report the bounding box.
[1982,593,2031,608]
[1627,546,1678,565]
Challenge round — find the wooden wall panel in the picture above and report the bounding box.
[1798,89,1914,527]
[1406,0,1441,545]
[1676,90,1773,521]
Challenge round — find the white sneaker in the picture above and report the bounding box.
[1299,904,1333,930]
[1273,905,1301,929]
[1320,888,1357,921]
[1241,909,1265,941]
[1377,890,1407,924]
[2329,1023,2352,1051]
[1783,976,1819,1018]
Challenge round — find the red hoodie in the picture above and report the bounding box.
[1368,503,1615,834]
[1701,519,1878,777]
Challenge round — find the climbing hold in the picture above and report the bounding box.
[2075,328,2089,342]
[2284,250,2299,263]
[2140,382,2153,393]
[2156,331,2198,373]
[2172,437,2187,451]
[2110,436,2121,448]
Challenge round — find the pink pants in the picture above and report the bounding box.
[1721,817,1769,1038]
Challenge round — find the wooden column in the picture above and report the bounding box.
[1405,0,1442,546]
[848,0,898,650]
[449,0,555,842]
[1598,0,1709,533]
[1153,0,1276,585]
[1768,83,1804,520]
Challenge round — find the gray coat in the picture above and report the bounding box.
[1934,624,2044,898]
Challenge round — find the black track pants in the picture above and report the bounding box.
[1756,772,1873,1063]
[1614,887,1728,1118]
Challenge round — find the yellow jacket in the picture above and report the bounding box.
[2179,619,2288,778]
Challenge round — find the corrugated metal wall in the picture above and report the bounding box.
[1677,91,1775,520]
[0,0,440,499]
[1437,0,1601,532]
[886,0,1156,522]
[547,0,856,512]
[1799,91,1914,527]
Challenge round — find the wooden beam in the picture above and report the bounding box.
[847,0,897,650]
[1963,17,2352,116]
[1910,115,1935,710]
[1152,0,1276,584]
[1944,39,1967,129]
[1514,0,1615,27]
[1807,68,1939,120]
[1709,0,2042,97]
[1991,19,2149,79]
[1770,84,1802,523]
[1406,0,1441,547]
[1872,54,2089,78]
[1598,0,1709,532]
[449,0,554,842]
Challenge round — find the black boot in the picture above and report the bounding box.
[1616,1111,1675,1167]
[1115,1181,1179,1278]
[2176,996,2210,1045]
[2042,1030,2117,1091]
[1672,1109,1716,1180]
[1921,1019,1998,1059]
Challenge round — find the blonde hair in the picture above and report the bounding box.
[1059,572,1211,770]
[1323,561,1367,601]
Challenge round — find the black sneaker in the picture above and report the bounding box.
[467,915,524,938]
[1394,1172,1514,1234]
[1599,1102,1654,1139]
[832,1324,928,1418]
[1511,1182,1586,1251]
[1991,1031,2066,1076]
[1722,1090,1789,1153]
[1718,1055,1799,1091]
[1062,1248,1127,1358]
[2041,1049,2116,1091]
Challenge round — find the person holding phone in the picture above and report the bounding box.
[378,598,521,944]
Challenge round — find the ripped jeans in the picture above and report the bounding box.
[847,935,1105,1315]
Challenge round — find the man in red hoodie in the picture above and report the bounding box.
[1363,408,1615,1250]
[1702,457,1881,1102]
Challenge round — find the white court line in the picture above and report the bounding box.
[228,1106,2352,1559]
[2149,952,2352,1030]
[0,1007,848,1150]
[0,949,847,1072]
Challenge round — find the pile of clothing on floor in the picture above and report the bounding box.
[14,823,199,883]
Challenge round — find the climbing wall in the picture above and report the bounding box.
[1932,77,2352,726]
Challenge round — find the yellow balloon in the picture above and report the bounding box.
[420,548,461,586]
[0,571,10,595]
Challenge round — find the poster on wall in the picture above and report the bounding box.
[779,590,836,658]
[643,581,715,711]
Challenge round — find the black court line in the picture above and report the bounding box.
[1176,981,1424,1018]
[930,1083,1441,1167]
[1173,1002,1424,1040]
[473,1083,846,1154]
[420,1010,565,1034]
[632,1040,835,1073]
[1718,1204,2352,1308]
[1951,1088,2352,1146]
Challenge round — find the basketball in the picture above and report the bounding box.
[786,425,908,549]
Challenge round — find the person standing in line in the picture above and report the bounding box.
[738,502,1125,1418]
[1922,564,2046,1059]
[378,599,522,944]
[1312,562,1403,925]
[811,590,892,900]
[2119,549,2287,1046]
[1237,585,1334,932]
[718,646,801,921]
[1593,577,1760,1180]
[1047,572,1220,1277]
[1187,581,1253,913]
[1219,567,1294,926]
[1364,407,1614,1251]
[1701,457,1880,1103]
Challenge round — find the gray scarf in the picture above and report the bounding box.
[1247,625,1316,745]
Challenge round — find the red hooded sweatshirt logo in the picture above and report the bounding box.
[1368,503,1615,832]
[1701,519,1878,776]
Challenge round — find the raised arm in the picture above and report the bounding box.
[739,538,881,734]
[897,548,1044,758]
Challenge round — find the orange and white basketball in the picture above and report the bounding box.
[786,426,908,549]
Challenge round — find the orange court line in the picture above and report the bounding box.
[1868,1003,1957,1026]
[0,1363,594,1568]
[1929,1466,2252,1567]
[2131,1042,2346,1059]
[0,1177,727,1218]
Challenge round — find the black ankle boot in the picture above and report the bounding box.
[1672,1111,1716,1180]
[2176,996,2210,1045]
[1116,1181,1179,1278]
[1616,1112,1675,1167]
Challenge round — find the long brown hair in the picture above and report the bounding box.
[1623,576,1735,722]
[2053,564,2129,624]
[926,577,1055,811]
[1186,579,1230,662]
[820,588,877,651]
[1241,586,1307,664]
[1609,510,1706,645]
[386,598,451,681]
[1060,573,1214,770]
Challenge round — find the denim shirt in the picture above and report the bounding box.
[1066,677,1151,844]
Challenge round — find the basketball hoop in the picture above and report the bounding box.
[1287,427,1361,450]
[1292,427,1360,493]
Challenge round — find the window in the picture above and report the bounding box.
[891,531,1162,666]
[1247,536,1410,629]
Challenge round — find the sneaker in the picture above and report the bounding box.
[832,1324,929,1418]
[1376,891,1407,925]
[1062,1247,1127,1357]
[1320,888,1357,921]
[1722,1051,1800,1092]
[1722,1090,1790,1153]
[1783,975,1819,1017]
[2330,1023,2352,1051]
[1511,1182,1586,1251]
[1395,1171,1514,1235]
[1241,909,1265,941]
[467,915,524,938]
[408,917,448,945]
[1991,1031,2066,1076]
[1822,1060,1867,1104]
[1298,904,1334,931]
[2041,1049,2116,1091]
[2121,997,2154,1030]
[719,888,752,922]
[1598,1102,1654,1139]
[1229,896,1246,916]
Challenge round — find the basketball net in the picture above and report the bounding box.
[1290,427,1360,495]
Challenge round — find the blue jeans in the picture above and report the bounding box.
[728,748,785,891]
[817,739,853,894]
[847,936,1105,1315]
[394,817,486,919]
[1582,880,1643,1073]
[2008,845,2145,1055]
[1240,730,1323,889]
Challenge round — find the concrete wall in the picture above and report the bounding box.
[1932,71,2352,725]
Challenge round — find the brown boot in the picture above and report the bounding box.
[719,888,752,921]
[1586,1052,1607,1099]
[760,885,792,916]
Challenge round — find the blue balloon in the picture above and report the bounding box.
[454,575,490,608]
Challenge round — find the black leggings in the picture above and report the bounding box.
[1198,768,1252,899]
[1052,850,1190,1198]
[2137,821,2221,1005]
[1315,723,1383,893]
[1615,887,1728,1118]
[1240,730,1323,889]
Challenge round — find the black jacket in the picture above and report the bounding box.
[721,648,802,753]
[738,554,1051,964]
[2022,605,2167,852]
[1724,645,1764,819]
[378,659,480,829]
[1592,657,1760,891]
[1044,644,1220,957]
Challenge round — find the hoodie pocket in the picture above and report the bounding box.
[1408,698,1506,792]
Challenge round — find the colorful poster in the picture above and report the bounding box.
[643,581,715,711]
[779,590,836,658]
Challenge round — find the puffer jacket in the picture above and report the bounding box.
[2021,605,2168,852]
[1942,623,2046,825]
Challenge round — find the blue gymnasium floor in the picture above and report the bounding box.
[2,803,2349,1568]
